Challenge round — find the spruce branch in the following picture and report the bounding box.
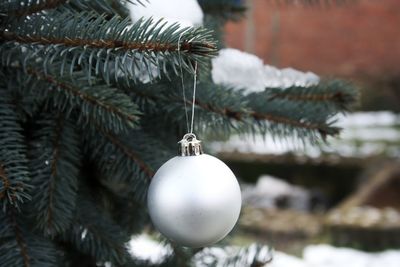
[22,68,140,134]
[245,81,358,140]
[247,95,341,141]
[123,78,251,136]
[3,69,46,123]
[0,152,31,211]
[249,111,339,139]
[84,129,171,202]
[192,96,339,139]
[266,80,358,111]
[1,26,211,52]
[0,88,31,211]
[0,209,60,267]
[7,208,30,267]
[63,195,131,265]
[111,195,149,235]
[29,115,81,236]
[126,80,345,141]
[102,131,155,178]
[0,166,9,200]
[1,12,218,82]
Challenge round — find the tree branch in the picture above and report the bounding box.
[269,91,346,102]
[0,165,10,200]
[47,116,64,232]
[0,31,215,55]
[26,68,139,123]
[129,85,338,138]
[102,130,155,178]
[0,164,25,204]
[9,208,30,267]
[249,111,338,138]
[191,99,338,137]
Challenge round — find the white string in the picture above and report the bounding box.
[190,61,198,134]
[177,33,190,133]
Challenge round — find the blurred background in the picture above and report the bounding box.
[211,0,400,263]
[128,1,400,266]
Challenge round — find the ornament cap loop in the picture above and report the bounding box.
[178,133,203,156]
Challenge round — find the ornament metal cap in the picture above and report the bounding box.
[178,133,203,156]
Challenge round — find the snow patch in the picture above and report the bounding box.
[265,65,320,89]
[194,244,272,267]
[242,175,310,211]
[271,245,400,267]
[127,234,400,267]
[128,0,204,27]
[81,228,88,240]
[211,48,319,94]
[269,251,307,267]
[303,244,400,267]
[338,111,399,128]
[127,234,172,264]
[212,49,266,93]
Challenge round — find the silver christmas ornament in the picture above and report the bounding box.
[147,133,241,247]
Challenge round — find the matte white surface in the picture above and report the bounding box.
[147,154,241,247]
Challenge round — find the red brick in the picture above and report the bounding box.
[225,0,400,78]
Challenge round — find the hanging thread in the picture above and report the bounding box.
[190,62,198,134]
[178,33,198,134]
[178,33,190,133]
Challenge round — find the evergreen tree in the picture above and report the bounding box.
[0,0,357,266]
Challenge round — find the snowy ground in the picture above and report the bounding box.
[272,245,400,267]
[128,234,400,267]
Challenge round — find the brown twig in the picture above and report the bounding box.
[0,165,26,203]
[0,165,10,199]
[10,208,30,267]
[46,116,64,232]
[0,31,215,54]
[269,92,346,102]
[249,111,336,137]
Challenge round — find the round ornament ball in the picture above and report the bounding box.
[147,134,241,247]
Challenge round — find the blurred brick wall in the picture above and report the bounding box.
[225,0,400,78]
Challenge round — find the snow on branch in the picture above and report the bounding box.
[212,48,320,94]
